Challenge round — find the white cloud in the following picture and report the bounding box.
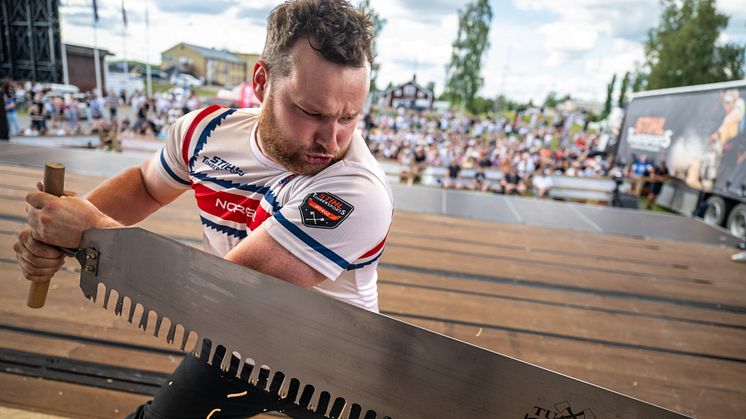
[58,0,745,104]
[376,11,458,92]
[537,22,598,53]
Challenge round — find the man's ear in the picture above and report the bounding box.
[252,60,269,103]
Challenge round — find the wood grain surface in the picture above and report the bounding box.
[0,164,743,419]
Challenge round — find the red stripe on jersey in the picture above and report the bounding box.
[360,235,387,259]
[192,183,258,225]
[182,104,225,166]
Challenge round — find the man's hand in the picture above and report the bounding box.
[25,188,120,249]
[13,229,65,283]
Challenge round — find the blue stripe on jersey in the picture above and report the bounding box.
[346,251,385,271]
[189,108,237,170]
[273,211,350,270]
[200,216,248,239]
[191,172,281,212]
[160,149,191,186]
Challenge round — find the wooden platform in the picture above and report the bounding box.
[0,164,744,418]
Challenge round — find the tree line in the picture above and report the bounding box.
[362,0,745,118]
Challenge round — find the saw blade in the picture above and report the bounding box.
[78,227,691,419]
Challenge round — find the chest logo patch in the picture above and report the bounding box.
[300,192,354,229]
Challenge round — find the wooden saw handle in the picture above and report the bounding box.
[26,162,66,309]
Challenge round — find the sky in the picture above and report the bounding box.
[59,0,746,103]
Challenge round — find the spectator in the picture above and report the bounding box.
[29,101,46,135]
[470,168,489,192]
[532,167,554,198]
[106,89,119,121]
[443,158,462,189]
[65,96,80,134]
[646,160,669,210]
[500,167,526,195]
[3,81,19,136]
[631,154,652,177]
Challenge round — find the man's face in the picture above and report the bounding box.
[256,40,370,175]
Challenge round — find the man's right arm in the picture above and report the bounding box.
[85,156,185,226]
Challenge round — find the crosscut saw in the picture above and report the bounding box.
[74,227,692,419]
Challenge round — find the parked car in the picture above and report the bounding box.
[170,73,203,88]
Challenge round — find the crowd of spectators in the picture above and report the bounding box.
[361,107,619,197]
[4,80,667,202]
[2,80,201,145]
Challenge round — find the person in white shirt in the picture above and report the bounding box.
[14,1,392,416]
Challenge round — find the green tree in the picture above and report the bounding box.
[426,81,436,96]
[444,0,493,114]
[618,72,630,107]
[601,74,617,120]
[543,91,558,108]
[643,0,745,90]
[471,96,495,115]
[358,0,387,91]
[631,62,647,92]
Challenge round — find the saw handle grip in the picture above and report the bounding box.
[27,162,66,309]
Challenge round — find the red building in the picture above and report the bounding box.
[381,75,434,110]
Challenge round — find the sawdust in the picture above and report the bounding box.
[226,390,248,398]
[206,408,221,418]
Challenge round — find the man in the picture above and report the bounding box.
[645,160,668,210]
[500,167,526,195]
[14,1,393,417]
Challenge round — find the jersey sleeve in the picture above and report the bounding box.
[262,170,393,281]
[154,112,193,189]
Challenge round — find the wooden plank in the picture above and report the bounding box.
[1,163,744,419]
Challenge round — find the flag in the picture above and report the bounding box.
[92,0,99,22]
[122,0,128,28]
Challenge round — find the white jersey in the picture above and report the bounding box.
[155,105,393,312]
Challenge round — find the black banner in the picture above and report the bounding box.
[615,85,746,196]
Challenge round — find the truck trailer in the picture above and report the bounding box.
[610,80,746,239]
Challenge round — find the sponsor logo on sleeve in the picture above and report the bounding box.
[300,192,354,229]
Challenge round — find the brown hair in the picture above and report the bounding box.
[262,0,373,77]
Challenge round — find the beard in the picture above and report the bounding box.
[257,94,342,176]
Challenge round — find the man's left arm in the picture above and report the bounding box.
[224,226,325,288]
[227,173,393,288]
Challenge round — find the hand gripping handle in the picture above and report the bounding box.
[27,162,65,309]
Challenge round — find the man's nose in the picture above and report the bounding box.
[314,119,338,150]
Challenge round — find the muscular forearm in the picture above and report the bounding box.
[85,166,164,226]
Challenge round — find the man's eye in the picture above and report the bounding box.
[299,107,321,118]
[339,116,355,124]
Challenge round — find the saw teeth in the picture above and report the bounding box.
[81,285,394,419]
[226,353,240,376]
[127,302,138,323]
[256,366,270,390]
[283,378,300,404]
[329,397,345,418]
[179,329,192,351]
[212,344,227,368]
[139,310,151,331]
[103,287,112,309]
[347,404,362,419]
[298,384,314,409]
[239,357,254,382]
[153,316,164,338]
[269,371,284,395]
[315,391,330,415]
[166,323,177,344]
[114,295,125,316]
